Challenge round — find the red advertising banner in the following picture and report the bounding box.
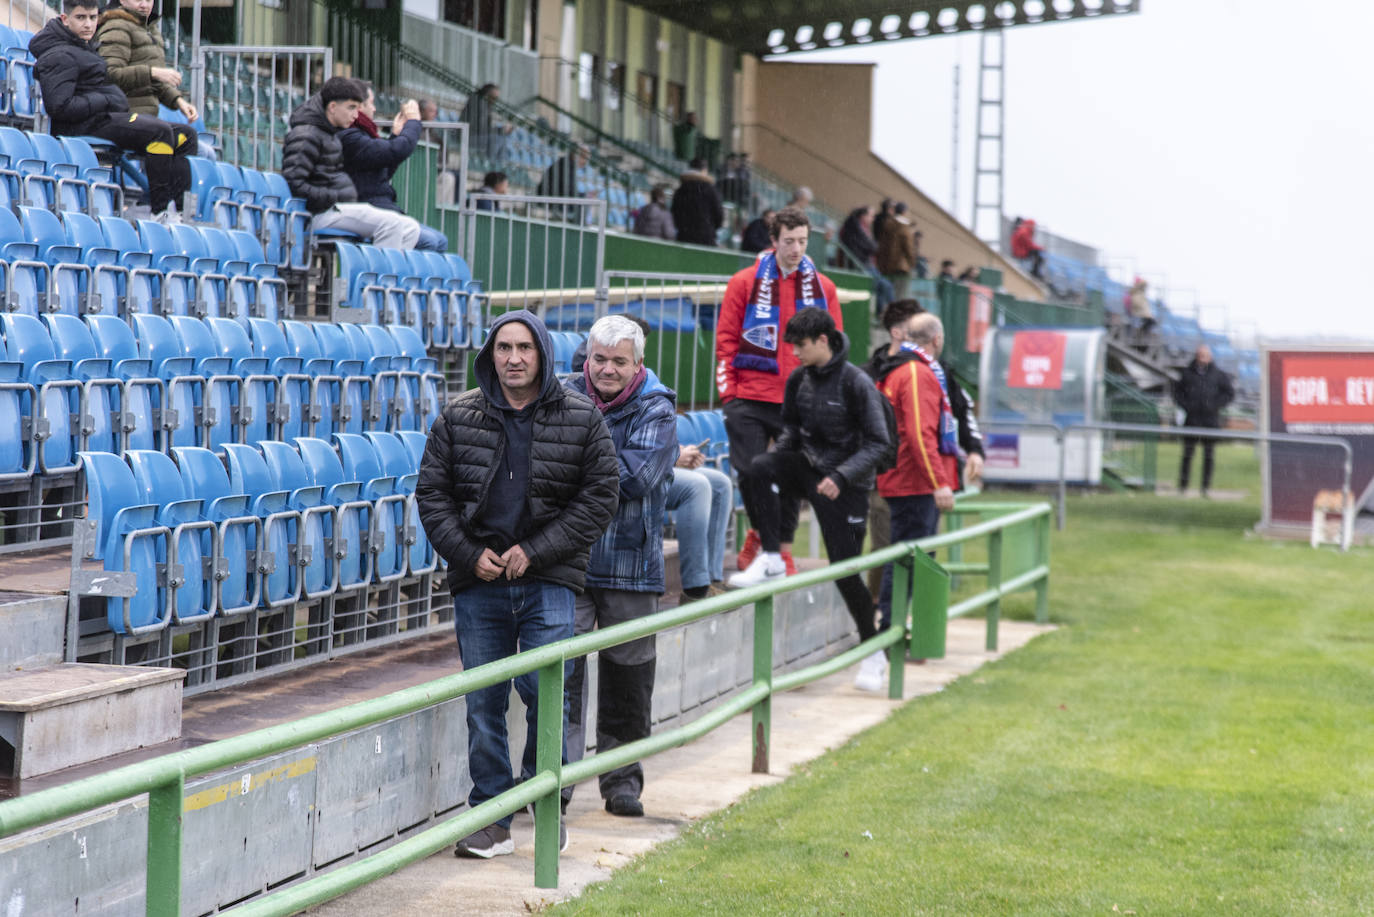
[1280,354,1374,425]
[1264,347,1374,531]
[1006,331,1067,389]
[966,284,992,353]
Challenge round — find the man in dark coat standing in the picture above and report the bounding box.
[338,84,448,251]
[670,158,724,247]
[1173,344,1234,497]
[416,309,619,860]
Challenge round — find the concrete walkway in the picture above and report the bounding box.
[306,617,1053,916]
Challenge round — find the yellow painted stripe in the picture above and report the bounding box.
[182,756,318,813]
[908,362,939,489]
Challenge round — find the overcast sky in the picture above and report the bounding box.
[793,0,1373,344]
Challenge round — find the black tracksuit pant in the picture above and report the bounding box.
[87,112,197,214]
[745,450,876,640]
[723,398,799,541]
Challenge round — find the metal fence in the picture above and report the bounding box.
[0,500,1052,910]
[458,194,607,317]
[400,14,538,108]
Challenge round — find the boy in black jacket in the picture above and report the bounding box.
[31,0,195,217]
[729,308,890,648]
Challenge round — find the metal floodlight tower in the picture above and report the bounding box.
[971,27,1006,253]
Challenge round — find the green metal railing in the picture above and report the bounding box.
[0,502,1050,915]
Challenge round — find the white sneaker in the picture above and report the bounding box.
[728,551,786,588]
[854,650,888,693]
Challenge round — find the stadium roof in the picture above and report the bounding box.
[632,0,1141,57]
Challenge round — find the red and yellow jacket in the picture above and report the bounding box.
[873,352,958,497]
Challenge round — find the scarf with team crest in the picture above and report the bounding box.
[733,251,827,374]
[900,341,959,455]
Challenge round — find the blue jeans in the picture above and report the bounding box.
[878,494,940,630]
[453,577,574,828]
[666,466,732,588]
[415,223,449,252]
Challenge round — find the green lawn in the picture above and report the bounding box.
[556,448,1374,915]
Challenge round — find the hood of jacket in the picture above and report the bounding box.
[678,169,713,184]
[805,332,853,380]
[474,310,559,410]
[30,17,92,57]
[99,5,160,28]
[289,95,338,134]
[866,342,921,382]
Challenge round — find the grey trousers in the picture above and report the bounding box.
[312,202,421,249]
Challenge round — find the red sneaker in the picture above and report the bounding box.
[736,529,761,571]
[781,550,797,576]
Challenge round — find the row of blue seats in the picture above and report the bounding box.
[2,206,287,321]
[331,240,484,348]
[81,431,439,636]
[0,127,125,217]
[0,312,442,477]
[0,26,37,124]
[185,155,309,267]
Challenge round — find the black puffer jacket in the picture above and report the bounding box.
[670,170,724,247]
[775,334,891,491]
[1173,359,1234,428]
[338,117,420,211]
[415,310,619,595]
[30,18,130,137]
[281,95,356,214]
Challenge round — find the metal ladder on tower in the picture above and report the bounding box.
[971,27,1006,254]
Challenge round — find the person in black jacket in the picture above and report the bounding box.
[1173,344,1234,496]
[729,309,890,648]
[671,158,724,247]
[30,0,195,218]
[281,77,420,249]
[416,309,618,860]
[337,84,447,251]
[535,143,589,221]
[739,208,774,254]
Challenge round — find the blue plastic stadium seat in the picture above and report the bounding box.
[57,137,122,216]
[170,445,258,615]
[334,432,404,582]
[18,205,88,315]
[0,207,50,316]
[79,450,165,633]
[42,314,123,454]
[260,440,333,599]
[310,322,372,434]
[130,312,207,448]
[294,436,369,589]
[366,430,433,574]
[125,449,214,625]
[245,317,307,440]
[1,312,79,472]
[205,315,275,444]
[221,442,295,606]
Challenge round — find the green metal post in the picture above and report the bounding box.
[533,659,566,889]
[887,555,910,700]
[986,529,1003,652]
[946,510,963,592]
[1035,514,1050,623]
[145,769,184,917]
[751,596,773,774]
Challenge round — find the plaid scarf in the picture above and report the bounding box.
[733,251,827,374]
[900,342,959,455]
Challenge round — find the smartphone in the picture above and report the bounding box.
[695,439,710,449]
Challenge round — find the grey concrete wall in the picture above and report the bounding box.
[0,582,859,915]
[0,596,66,673]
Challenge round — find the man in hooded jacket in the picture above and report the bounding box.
[561,315,678,819]
[281,76,420,249]
[416,309,619,860]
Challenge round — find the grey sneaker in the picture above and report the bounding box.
[454,823,514,859]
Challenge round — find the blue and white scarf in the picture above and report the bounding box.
[901,341,959,456]
[734,251,827,374]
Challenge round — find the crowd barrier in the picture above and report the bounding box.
[0,500,1053,910]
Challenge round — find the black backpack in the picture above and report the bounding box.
[874,392,899,475]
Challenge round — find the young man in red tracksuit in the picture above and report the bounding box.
[861,311,959,690]
[715,206,844,576]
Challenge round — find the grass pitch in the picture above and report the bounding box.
[555,445,1374,915]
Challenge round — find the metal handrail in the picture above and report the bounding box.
[0,501,1052,914]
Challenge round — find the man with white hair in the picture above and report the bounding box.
[562,315,678,817]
